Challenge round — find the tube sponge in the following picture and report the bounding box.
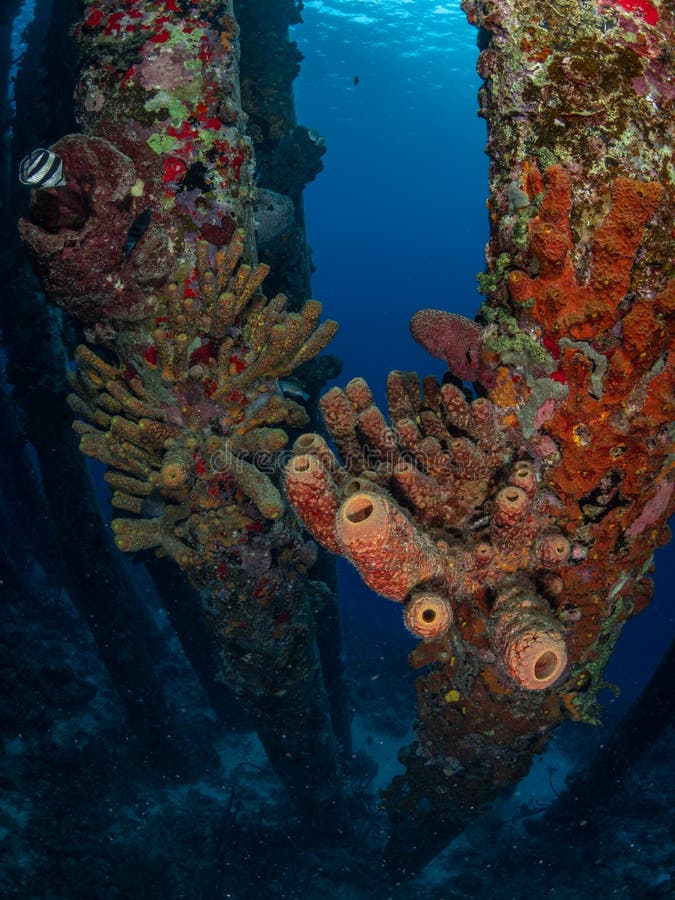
[284,453,343,554]
[404,592,453,640]
[335,492,445,601]
[490,579,567,690]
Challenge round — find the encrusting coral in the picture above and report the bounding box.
[69,231,336,583]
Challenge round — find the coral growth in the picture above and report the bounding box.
[285,369,572,689]
[69,233,336,585]
[16,0,350,824]
[287,158,672,851]
[14,0,673,865]
[287,164,671,712]
[495,166,673,714]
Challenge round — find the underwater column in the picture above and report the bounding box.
[18,0,349,826]
[385,0,673,873]
[285,0,673,875]
[3,0,209,778]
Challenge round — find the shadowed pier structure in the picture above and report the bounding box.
[13,0,350,825]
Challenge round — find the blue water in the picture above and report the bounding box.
[295,1,486,403]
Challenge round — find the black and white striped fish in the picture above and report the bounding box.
[18,148,65,188]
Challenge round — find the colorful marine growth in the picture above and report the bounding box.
[287,0,673,869]
[67,232,335,582]
[19,0,337,613]
[286,370,570,689]
[18,0,346,820]
[287,160,671,712]
[16,0,673,876]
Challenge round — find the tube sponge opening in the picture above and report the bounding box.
[490,579,568,691]
[404,592,453,640]
[501,628,567,690]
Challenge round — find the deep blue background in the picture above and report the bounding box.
[291,1,674,717]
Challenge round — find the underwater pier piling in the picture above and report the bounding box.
[2,0,208,778]
[382,0,674,876]
[285,0,673,878]
[16,0,348,824]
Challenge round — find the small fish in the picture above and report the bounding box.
[353,75,359,86]
[279,378,309,402]
[18,148,65,188]
[123,208,152,259]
